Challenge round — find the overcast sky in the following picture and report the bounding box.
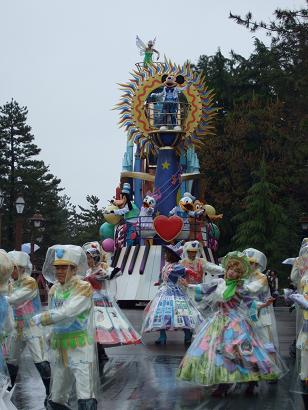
[0,0,304,209]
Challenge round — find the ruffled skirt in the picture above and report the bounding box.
[93,290,141,347]
[177,308,287,386]
[142,283,203,333]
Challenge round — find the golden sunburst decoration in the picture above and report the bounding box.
[114,59,217,154]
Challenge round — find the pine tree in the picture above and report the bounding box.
[76,195,105,244]
[0,100,66,251]
[231,161,295,267]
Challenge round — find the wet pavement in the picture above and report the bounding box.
[11,307,307,410]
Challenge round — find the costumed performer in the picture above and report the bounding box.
[169,193,198,240]
[284,242,308,392]
[151,75,191,131]
[243,248,279,354]
[180,240,224,321]
[31,245,98,410]
[107,183,140,248]
[83,242,141,363]
[177,251,287,397]
[6,251,50,404]
[138,194,156,245]
[141,245,203,346]
[0,250,17,410]
[286,278,308,392]
[136,36,160,66]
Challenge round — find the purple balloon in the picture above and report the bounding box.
[102,238,115,253]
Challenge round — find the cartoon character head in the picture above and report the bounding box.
[193,200,223,221]
[143,195,156,209]
[161,74,185,89]
[111,182,132,210]
[193,199,206,214]
[179,193,194,212]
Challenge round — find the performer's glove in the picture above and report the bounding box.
[289,292,308,310]
[31,314,41,326]
[283,288,296,305]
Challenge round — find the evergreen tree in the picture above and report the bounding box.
[0,99,67,252]
[231,161,297,268]
[195,3,308,257]
[76,195,105,244]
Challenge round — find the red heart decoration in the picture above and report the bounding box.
[153,215,184,242]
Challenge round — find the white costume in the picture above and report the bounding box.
[33,245,98,410]
[287,241,308,389]
[180,241,224,312]
[6,251,50,401]
[243,248,279,352]
[83,242,141,348]
[0,250,17,410]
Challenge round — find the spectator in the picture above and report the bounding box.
[267,270,279,306]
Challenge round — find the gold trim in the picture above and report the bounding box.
[120,171,155,182]
[53,260,77,266]
[181,173,204,181]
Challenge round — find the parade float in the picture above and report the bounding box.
[100,38,222,303]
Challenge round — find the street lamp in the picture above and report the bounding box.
[0,189,4,247]
[15,195,25,214]
[29,211,45,267]
[15,194,25,251]
[300,215,308,242]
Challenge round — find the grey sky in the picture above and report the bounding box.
[0,0,303,209]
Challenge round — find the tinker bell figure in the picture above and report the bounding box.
[136,35,160,66]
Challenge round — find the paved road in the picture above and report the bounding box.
[11,307,307,410]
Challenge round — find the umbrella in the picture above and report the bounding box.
[21,243,40,254]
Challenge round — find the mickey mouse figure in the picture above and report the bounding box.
[151,74,191,131]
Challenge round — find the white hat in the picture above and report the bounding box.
[8,251,32,276]
[182,241,204,259]
[243,248,267,272]
[43,245,88,283]
[0,250,14,291]
[53,246,82,266]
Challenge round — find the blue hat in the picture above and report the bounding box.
[162,244,182,262]
[122,183,131,195]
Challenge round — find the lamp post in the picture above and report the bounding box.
[15,195,25,251]
[300,215,308,241]
[29,211,45,267]
[0,189,4,247]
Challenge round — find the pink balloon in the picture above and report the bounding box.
[102,238,115,253]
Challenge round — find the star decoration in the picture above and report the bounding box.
[162,161,170,170]
[155,210,160,217]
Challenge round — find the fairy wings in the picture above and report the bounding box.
[136,35,160,59]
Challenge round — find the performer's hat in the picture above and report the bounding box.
[243,248,267,272]
[0,250,14,288]
[162,244,182,262]
[121,183,131,195]
[8,251,32,275]
[53,246,82,266]
[185,240,200,252]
